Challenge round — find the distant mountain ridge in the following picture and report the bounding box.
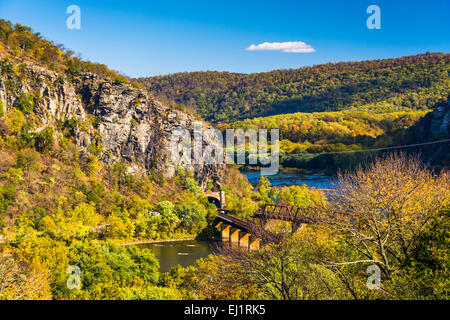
[139,53,450,123]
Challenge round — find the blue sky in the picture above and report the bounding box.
[0,0,449,77]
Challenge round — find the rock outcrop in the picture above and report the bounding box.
[0,64,225,188]
[408,98,450,170]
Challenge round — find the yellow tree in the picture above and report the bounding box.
[327,153,449,287]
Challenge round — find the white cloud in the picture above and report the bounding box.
[246,41,315,53]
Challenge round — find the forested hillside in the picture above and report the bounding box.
[0,20,223,299]
[221,103,449,173]
[140,53,450,123]
[141,51,449,172]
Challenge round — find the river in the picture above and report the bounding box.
[135,240,219,273]
[243,171,334,189]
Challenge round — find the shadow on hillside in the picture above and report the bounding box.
[239,79,430,120]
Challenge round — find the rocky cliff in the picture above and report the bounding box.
[408,98,450,169]
[0,64,225,188]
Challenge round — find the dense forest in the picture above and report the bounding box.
[139,53,450,123]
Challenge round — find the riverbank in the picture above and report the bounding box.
[117,238,196,246]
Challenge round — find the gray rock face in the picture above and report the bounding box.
[429,104,450,139]
[409,99,450,169]
[414,99,450,141]
[0,65,225,188]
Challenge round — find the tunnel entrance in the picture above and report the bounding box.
[205,191,225,209]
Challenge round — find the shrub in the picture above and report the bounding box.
[34,126,55,152]
[14,93,35,114]
[4,108,25,135]
[185,177,203,197]
[16,148,41,170]
[0,183,16,213]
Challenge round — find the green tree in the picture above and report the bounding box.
[255,176,277,205]
[176,202,208,234]
[34,126,55,152]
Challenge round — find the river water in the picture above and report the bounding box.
[243,171,334,189]
[135,240,218,273]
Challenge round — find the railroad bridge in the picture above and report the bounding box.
[212,203,321,250]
